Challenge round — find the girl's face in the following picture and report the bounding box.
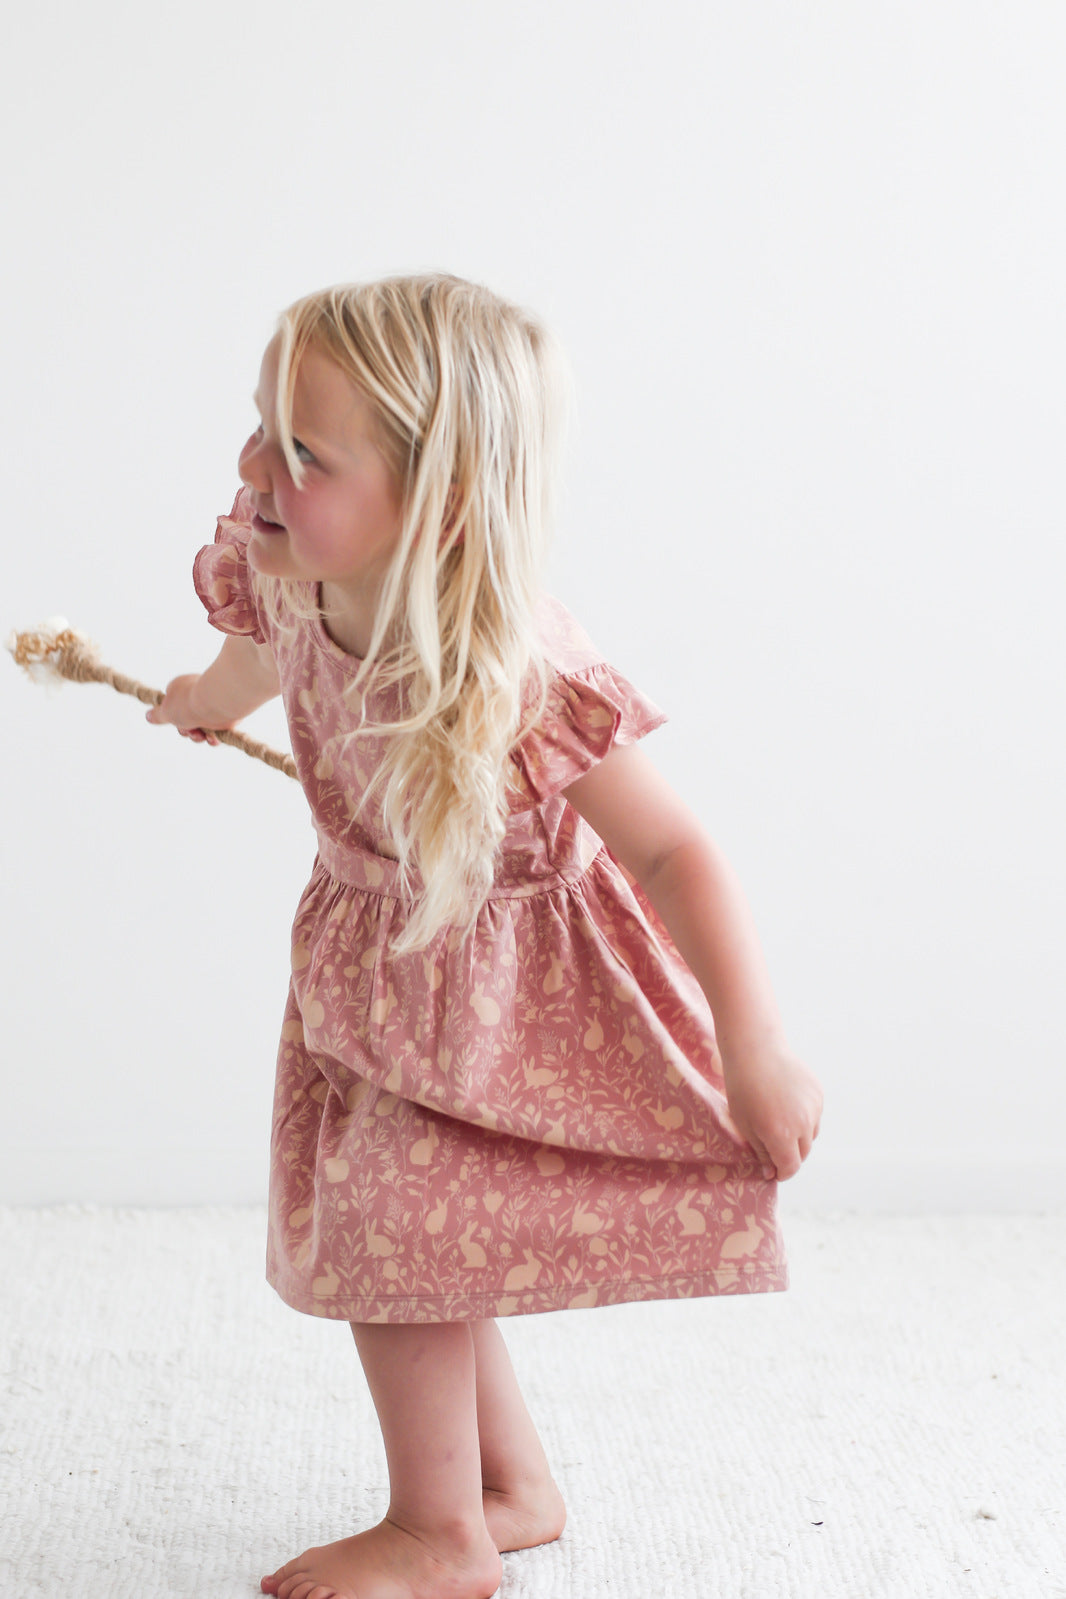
[238,335,406,604]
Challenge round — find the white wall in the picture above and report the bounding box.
[3,1,1064,1211]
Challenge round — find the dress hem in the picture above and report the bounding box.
[266,1260,789,1324]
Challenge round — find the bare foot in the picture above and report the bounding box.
[260,1515,502,1599]
[482,1476,567,1553]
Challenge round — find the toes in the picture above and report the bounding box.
[268,1557,307,1598]
[276,1576,340,1599]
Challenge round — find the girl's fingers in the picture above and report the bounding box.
[747,1137,775,1180]
[740,1122,776,1179]
[152,723,220,745]
[776,1126,820,1179]
[762,1133,803,1180]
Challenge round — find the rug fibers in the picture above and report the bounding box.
[1,1207,1063,1598]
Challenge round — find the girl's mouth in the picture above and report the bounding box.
[252,512,286,535]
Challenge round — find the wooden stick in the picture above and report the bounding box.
[7,620,298,781]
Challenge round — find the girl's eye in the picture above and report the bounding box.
[293,438,315,465]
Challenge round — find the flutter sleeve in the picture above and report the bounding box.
[192,488,267,645]
[508,660,668,812]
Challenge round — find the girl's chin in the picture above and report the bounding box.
[246,536,296,577]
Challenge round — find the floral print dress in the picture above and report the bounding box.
[194,490,787,1323]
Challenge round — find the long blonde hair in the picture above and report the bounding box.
[254,275,566,953]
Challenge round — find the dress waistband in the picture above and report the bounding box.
[313,825,604,900]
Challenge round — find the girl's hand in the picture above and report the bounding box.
[721,1046,823,1182]
[146,673,236,746]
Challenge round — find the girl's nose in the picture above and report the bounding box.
[238,431,270,491]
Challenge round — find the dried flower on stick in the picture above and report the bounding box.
[7,619,297,779]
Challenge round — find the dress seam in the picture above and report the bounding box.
[300,1262,774,1304]
[269,1258,788,1320]
[310,838,607,904]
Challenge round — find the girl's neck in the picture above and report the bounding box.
[319,580,378,661]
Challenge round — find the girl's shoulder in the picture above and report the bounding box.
[193,487,267,645]
[510,593,667,812]
[532,592,607,675]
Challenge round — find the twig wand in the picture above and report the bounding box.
[7,619,298,780]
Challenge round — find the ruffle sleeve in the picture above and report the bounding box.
[508,661,667,811]
[192,489,267,645]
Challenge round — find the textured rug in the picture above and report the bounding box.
[2,1207,1063,1598]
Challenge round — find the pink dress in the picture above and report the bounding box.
[194,489,787,1323]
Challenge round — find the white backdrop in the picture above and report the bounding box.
[3,1,1063,1211]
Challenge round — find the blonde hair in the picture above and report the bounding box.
[254,274,566,953]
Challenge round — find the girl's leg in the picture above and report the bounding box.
[261,1320,501,1599]
[470,1320,567,1551]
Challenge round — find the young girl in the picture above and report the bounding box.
[148,274,822,1599]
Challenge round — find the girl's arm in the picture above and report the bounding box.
[562,742,823,1180]
[146,634,281,744]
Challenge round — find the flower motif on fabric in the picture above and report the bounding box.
[194,504,788,1323]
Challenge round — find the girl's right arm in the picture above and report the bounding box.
[146,634,281,744]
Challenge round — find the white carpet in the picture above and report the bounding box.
[2,1208,1064,1599]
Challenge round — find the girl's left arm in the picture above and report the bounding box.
[562,743,823,1180]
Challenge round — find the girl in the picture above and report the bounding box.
[148,274,822,1599]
